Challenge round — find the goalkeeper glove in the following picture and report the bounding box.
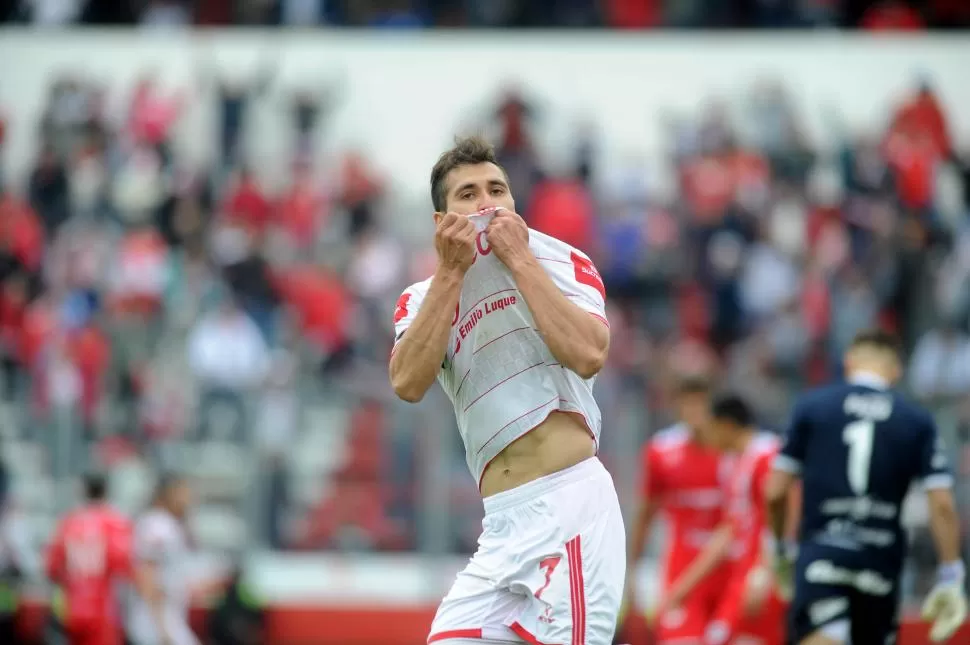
[921,561,968,643]
[770,539,797,601]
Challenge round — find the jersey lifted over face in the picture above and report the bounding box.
[393,209,608,486]
[776,375,953,576]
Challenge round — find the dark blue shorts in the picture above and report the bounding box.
[788,549,901,645]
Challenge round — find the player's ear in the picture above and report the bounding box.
[433,212,444,225]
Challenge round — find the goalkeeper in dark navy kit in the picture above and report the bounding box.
[764,329,967,645]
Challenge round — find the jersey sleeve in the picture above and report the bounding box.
[133,517,168,564]
[751,450,776,503]
[642,443,666,500]
[775,399,809,476]
[45,521,67,582]
[109,520,135,578]
[550,249,608,327]
[917,415,954,490]
[392,284,427,349]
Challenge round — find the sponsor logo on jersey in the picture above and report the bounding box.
[809,597,849,627]
[805,559,893,596]
[453,294,520,356]
[570,251,605,300]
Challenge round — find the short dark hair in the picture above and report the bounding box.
[430,136,503,212]
[848,328,902,357]
[153,473,184,502]
[675,375,712,396]
[84,474,108,502]
[710,393,754,428]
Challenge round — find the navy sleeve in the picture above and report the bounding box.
[917,414,953,490]
[775,397,809,476]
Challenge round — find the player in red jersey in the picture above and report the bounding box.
[626,377,733,644]
[46,474,134,645]
[662,395,788,645]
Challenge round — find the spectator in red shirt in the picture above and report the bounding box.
[68,319,111,434]
[0,194,45,273]
[128,73,183,160]
[276,162,327,251]
[861,0,926,30]
[603,0,662,28]
[223,167,272,236]
[889,81,952,160]
[0,273,28,400]
[274,263,353,374]
[526,173,596,252]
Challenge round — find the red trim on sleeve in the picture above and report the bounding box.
[589,313,609,328]
[393,292,412,324]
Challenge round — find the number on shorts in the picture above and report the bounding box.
[535,555,562,599]
[843,419,875,496]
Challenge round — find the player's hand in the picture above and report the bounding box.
[742,566,772,617]
[484,208,531,269]
[435,212,477,273]
[770,540,797,601]
[922,565,968,643]
[657,586,685,619]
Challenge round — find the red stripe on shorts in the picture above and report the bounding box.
[427,628,483,643]
[566,534,586,645]
[509,621,556,645]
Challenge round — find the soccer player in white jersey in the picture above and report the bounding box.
[127,475,199,645]
[389,136,625,645]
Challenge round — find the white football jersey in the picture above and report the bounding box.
[127,509,199,645]
[393,210,608,486]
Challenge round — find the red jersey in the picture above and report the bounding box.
[46,505,133,643]
[642,424,729,586]
[724,433,780,575]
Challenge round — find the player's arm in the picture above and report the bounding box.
[133,529,174,645]
[44,523,66,583]
[917,417,968,643]
[389,213,476,402]
[765,400,809,546]
[388,271,464,402]
[665,523,734,608]
[502,249,609,379]
[627,445,664,600]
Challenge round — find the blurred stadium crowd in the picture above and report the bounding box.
[1,0,970,29]
[0,43,968,610]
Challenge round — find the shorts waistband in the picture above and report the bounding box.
[483,457,606,515]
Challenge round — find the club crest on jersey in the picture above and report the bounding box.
[393,292,411,324]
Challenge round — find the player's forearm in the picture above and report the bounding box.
[506,256,609,379]
[389,268,464,402]
[927,488,962,565]
[764,470,793,542]
[628,501,659,566]
[670,524,732,601]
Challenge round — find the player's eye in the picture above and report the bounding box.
[491,187,506,196]
[459,192,474,200]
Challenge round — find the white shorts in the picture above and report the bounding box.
[428,457,626,645]
[127,604,199,645]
